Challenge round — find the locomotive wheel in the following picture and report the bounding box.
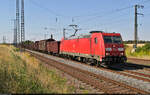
[96,61,101,67]
[100,62,108,68]
[82,58,86,63]
[90,62,95,66]
[84,59,91,65]
[87,62,94,66]
[80,57,84,63]
[68,55,72,60]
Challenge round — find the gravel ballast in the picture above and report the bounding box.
[27,50,150,92]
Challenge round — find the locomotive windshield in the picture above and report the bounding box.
[103,36,122,44]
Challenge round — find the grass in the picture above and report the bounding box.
[0,45,77,94]
[125,43,150,59]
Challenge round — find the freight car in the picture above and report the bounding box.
[34,41,39,51]
[47,41,61,55]
[38,38,55,52]
[60,31,127,66]
[29,42,35,50]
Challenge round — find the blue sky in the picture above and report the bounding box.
[0,0,150,43]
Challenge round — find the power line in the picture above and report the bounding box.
[80,17,133,33]
[30,0,67,17]
[29,0,150,23]
[84,10,132,27]
[73,0,150,19]
[73,0,150,24]
[76,6,133,24]
[140,0,150,4]
[76,6,133,19]
[99,17,133,27]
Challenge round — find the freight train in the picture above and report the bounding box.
[24,31,127,66]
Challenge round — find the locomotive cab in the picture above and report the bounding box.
[102,33,127,64]
[90,31,127,65]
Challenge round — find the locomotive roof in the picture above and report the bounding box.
[90,31,104,34]
[65,34,91,40]
[40,38,55,41]
[65,31,121,40]
[102,32,121,36]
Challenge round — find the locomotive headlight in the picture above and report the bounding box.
[106,53,110,56]
[105,48,112,51]
[118,48,124,51]
[120,53,124,56]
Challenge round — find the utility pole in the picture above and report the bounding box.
[44,34,47,39]
[3,36,6,44]
[44,27,48,39]
[134,5,144,49]
[14,19,17,46]
[63,28,66,39]
[16,0,20,45]
[134,5,138,48]
[21,0,25,43]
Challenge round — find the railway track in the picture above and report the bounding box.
[128,57,150,62]
[27,50,149,94]
[99,67,150,82]
[60,55,150,83]
[107,63,150,79]
[126,58,150,73]
[127,57,150,65]
[68,59,150,83]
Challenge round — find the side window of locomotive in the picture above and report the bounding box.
[94,37,98,44]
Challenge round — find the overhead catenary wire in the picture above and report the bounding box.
[80,17,134,33]
[76,6,133,18]
[74,0,150,34]
[72,6,133,36]
[84,10,132,26]
[73,0,150,19]
[79,6,148,33]
[73,0,150,25]
[75,6,133,24]
[29,0,69,18]
[27,0,150,41]
[140,0,150,4]
[79,15,131,31]
[29,0,71,40]
[29,0,150,26]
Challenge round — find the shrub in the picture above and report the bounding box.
[136,43,150,53]
[143,43,150,51]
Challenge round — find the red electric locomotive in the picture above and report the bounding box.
[60,31,127,66]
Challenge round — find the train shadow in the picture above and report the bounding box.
[108,62,150,71]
